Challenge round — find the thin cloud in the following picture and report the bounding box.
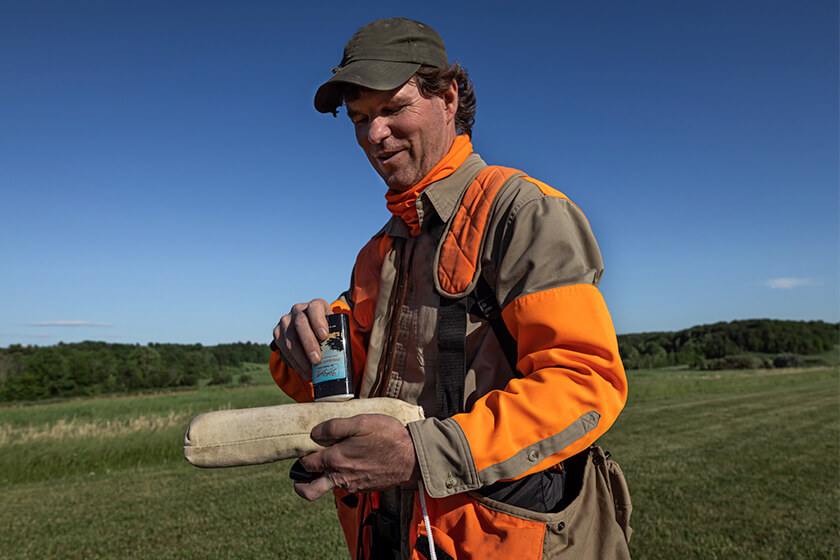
[765,277,821,289]
[26,321,115,328]
[0,332,54,339]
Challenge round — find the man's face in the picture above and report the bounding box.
[346,79,457,191]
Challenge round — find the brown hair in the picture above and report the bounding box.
[339,62,477,138]
[413,63,476,138]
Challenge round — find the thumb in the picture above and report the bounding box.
[294,474,335,502]
[309,417,357,446]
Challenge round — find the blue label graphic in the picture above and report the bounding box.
[312,333,347,384]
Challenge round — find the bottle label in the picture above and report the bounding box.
[312,331,347,384]
[311,314,353,400]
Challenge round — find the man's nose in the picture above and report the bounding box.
[368,116,390,144]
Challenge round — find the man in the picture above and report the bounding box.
[271,17,630,559]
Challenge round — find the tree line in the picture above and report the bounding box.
[618,319,838,370]
[0,320,837,403]
[0,341,271,403]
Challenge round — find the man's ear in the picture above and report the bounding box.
[442,78,458,124]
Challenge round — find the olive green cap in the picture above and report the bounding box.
[314,17,449,114]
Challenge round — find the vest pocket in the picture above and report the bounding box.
[410,447,631,559]
[412,492,547,560]
[606,454,633,543]
[471,446,631,559]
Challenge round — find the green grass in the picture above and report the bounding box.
[1,463,346,559]
[0,376,348,559]
[0,381,293,485]
[1,366,837,558]
[600,366,839,559]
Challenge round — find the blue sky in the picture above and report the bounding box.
[1,0,837,346]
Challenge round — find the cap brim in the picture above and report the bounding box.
[314,60,421,113]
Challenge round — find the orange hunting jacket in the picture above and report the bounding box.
[270,152,628,559]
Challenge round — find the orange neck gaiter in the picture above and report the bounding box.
[385,135,473,236]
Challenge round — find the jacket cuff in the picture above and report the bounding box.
[407,417,480,498]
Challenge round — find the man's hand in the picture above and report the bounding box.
[272,299,332,378]
[294,414,420,501]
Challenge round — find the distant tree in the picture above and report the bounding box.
[643,341,668,368]
[700,354,767,371]
[132,346,163,388]
[208,370,233,386]
[773,353,805,368]
[29,347,75,397]
[0,351,25,385]
[619,343,641,370]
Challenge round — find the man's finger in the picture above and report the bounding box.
[291,305,325,365]
[293,475,335,502]
[309,417,359,446]
[275,316,311,375]
[306,299,332,342]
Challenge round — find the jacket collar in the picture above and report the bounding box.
[382,152,487,238]
[419,153,487,228]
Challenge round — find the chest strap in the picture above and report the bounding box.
[436,297,468,419]
[435,274,520,419]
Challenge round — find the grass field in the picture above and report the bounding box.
[1,365,837,559]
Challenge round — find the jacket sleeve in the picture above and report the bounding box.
[269,232,388,403]
[408,183,628,498]
[269,298,368,403]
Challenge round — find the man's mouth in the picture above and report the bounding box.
[375,149,402,164]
